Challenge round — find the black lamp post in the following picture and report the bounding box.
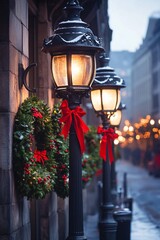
[110,103,126,203]
[42,1,103,239]
[91,55,126,240]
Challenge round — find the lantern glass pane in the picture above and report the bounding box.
[91,89,102,111]
[102,89,121,111]
[52,55,67,87]
[71,55,94,86]
[110,110,122,126]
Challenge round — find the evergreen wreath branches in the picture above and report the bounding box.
[52,104,69,199]
[13,96,57,199]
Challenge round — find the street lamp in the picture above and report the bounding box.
[110,103,126,128]
[42,1,103,239]
[110,103,126,204]
[91,55,125,240]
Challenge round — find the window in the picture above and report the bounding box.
[28,5,38,93]
[152,48,158,68]
[152,93,159,113]
[152,71,158,90]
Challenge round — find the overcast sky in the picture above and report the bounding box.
[108,0,160,52]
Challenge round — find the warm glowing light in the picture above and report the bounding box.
[124,120,130,126]
[52,54,94,88]
[71,55,93,86]
[128,137,133,143]
[136,135,140,140]
[150,119,155,125]
[118,136,125,142]
[153,128,158,132]
[52,55,67,86]
[91,89,121,112]
[154,134,159,139]
[116,130,122,136]
[123,126,129,132]
[114,139,119,145]
[144,132,150,138]
[129,126,134,132]
[134,123,139,129]
[110,110,122,127]
[146,115,151,120]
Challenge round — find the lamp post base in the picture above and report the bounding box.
[99,203,117,240]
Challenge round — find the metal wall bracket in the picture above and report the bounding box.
[22,63,37,93]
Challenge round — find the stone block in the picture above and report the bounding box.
[0,48,29,113]
[0,71,9,111]
[49,191,57,213]
[10,203,22,232]
[0,69,25,113]
[0,170,15,204]
[49,211,58,240]
[15,0,28,28]
[9,71,20,113]
[22,198,30,225]
[0,202,21,234]
[23,25,28,57]
[9,222,31,240]
[9,44,19,76]
[39,194,50,217]
[0,204,10,234]
[0,43,9,71]
[9,11,22,52]
[0,113,15,170]
[64,198,69,237]
[57,198,66,240]
[0,205,31,239]
[40,217,49,240]
[21,222,31,240]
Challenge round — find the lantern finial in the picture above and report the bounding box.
[64,0,83,21]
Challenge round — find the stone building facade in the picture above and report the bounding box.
[0,0,111,239]
[131,13,160,123]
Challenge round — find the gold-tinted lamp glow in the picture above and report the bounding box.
[91,88,120,112]
[110,110,122,126]
[52,54,94,88]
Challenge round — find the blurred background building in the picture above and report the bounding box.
[131,13,160,123]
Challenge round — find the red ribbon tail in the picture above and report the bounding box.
[107,141,114,164]
[59,111,72,139]
[59,100,88,154]
[74,115,89,154]
[99,138,107,161]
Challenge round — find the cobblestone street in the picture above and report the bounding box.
[85,160,160,240]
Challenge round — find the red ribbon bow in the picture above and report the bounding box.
[59,100,89,154]
[34,150,48,165]
[97,126,118,163]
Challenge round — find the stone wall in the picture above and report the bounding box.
[0,0,30,239]
[0,0,58,239]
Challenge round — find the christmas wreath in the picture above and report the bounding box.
[52,104,69,199]
[13,96,57,199]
